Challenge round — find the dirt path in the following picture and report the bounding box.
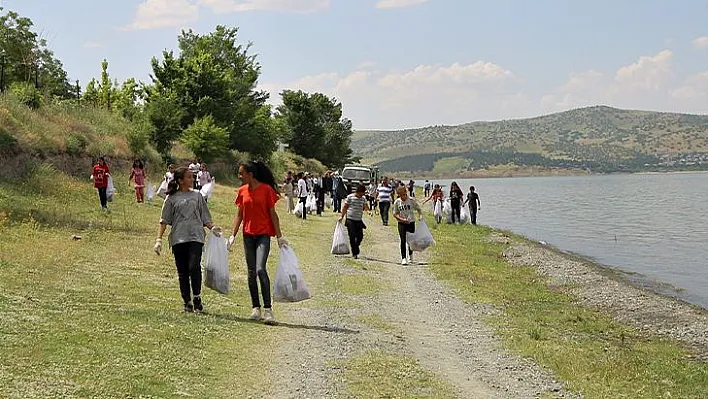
[268,215,575,398]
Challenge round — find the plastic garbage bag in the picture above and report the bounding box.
[433,200,442,219]
[306,195,317,213]
[325,197,333,209]
[331,221,350,255]
[157,179,168,199]
[460,205,470,224]
[407,220,435,252]
[106,176,116,202]
[202,230,230,294]
[273,247,310,302]
[294,202,304,217]
[200,181,214,200]
[146,184,155,202]
[443,199,451,215]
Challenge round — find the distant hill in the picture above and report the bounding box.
[351,106,708,175]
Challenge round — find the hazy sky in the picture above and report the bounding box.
[8,0,708,129]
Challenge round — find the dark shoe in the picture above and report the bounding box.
[184,301,194,312]
[193,296,203,312]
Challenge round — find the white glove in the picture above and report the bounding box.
[211,226,223,237]
[227,235,236,251]
[154,238,162,255]
[90,175,94,180]
[277,236,289,248]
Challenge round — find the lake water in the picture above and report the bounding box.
[425,173,708,309]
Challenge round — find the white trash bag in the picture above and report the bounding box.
[331,221,350,255]
[460,205,470,224]
[200,181,214,200]
[106,176,116,202]
[202,230,230,294]
[146,184,155,202]
[325,197,333,209]
[294,202,304,217]
[433,200,442,221]
[273,247,311,303]
[407,220,436,252]
[306,195,317,213]
[157,179,168,199]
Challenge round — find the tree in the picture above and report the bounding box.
[114,78,143,120]
[277,90,355,168]
[144,88,184,159]
[83,78,99,106]
[148,26,271,159]
[0,9,71,96]
[181,115,230,163]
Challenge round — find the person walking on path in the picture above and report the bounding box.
[332,171,343,213]
[283,175,295,214]
[129,159,146,203]
[423,183,444,224]
[197,163,212,191]
[314,175,325,216]
[449,181,464,224]
[393,185,423,265]
[408,179,416,197]
[376,176,394,226]
[296,172,308,219]
[227,161,289,324]
[188,159,201,189]
[91,156,111,211]
[366,182,378,216]
[339,184,370,259]
[154,167,222,313]
[423,180,431,197]
[464,186,481,225]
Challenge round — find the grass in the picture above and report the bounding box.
[323,273,386,296]
[342,350,456,399]
[427,221,708,398]
[0,164,328,398]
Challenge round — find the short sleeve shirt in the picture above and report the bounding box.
[160,190,212,246]
[236,184,279,236]
[345,194,367,221]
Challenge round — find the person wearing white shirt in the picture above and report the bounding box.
[297,172,308,219]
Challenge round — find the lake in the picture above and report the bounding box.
[424,173,708,309]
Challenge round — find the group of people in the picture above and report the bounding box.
[89,156,482,320]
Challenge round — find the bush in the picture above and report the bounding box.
[181,115,229,163]
[0,127,18,153]
[9,82,42,109]
[65,132,89,155]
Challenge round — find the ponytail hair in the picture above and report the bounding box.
[166,167,189,196]
[242,160,280,196]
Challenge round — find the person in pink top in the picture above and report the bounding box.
[129,159,146,203]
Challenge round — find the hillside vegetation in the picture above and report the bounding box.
[352,106,708,174]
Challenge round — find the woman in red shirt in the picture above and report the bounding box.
[129,159,146,203]
[91,157,110,210]
[228,160,289,324]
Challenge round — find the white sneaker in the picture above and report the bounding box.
[249,307,262,320]
[401,258,408,265]
[263,308,276,324]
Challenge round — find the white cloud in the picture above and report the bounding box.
[198,0,329,13]
[375,0,428,9]
[614,49,672,91]
[123,0,199,31]
[260,60,529,129]
[693,36,708,50]
[671,72,708,113]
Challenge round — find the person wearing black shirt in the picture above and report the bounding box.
[449,181,464,224]
[464,186,481,225]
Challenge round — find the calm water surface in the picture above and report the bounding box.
[428,173,708,309]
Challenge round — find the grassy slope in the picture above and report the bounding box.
[352,106,708,166]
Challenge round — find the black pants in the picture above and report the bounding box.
[346,219,365,257]
[299,197,307,219]
[316,193,325,215]
[244,234,272,309]
[451,199,461,223]
[470,204,478,225]
[379,201,391,225]
[172,242,204,305]
[397,221,415,259]
[97,187,108,208]
[192,173,199,189]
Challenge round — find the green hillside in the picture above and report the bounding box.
[352,106,708,174]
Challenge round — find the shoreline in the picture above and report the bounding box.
[494,228,708,359]
[393,169,708,181]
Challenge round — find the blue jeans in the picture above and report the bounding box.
[243,234,272,309]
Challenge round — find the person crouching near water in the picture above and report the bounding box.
[227,161,289,325]
[393,185,423,265]
[154,167,223,313]
[339,184,370,260]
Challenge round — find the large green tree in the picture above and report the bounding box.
[0,9,71,97]
[277,90,355,168]
[148,26,272,159]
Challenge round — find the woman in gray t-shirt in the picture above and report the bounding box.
[154,167,222,313]
[339,184,370,259]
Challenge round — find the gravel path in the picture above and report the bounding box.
[267,218,578,398]
[499,234,708,361]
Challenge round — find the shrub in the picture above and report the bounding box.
[0,127,18,153]
[65,132,89,155]
[9,82,42,109]
[180,115,229,163]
